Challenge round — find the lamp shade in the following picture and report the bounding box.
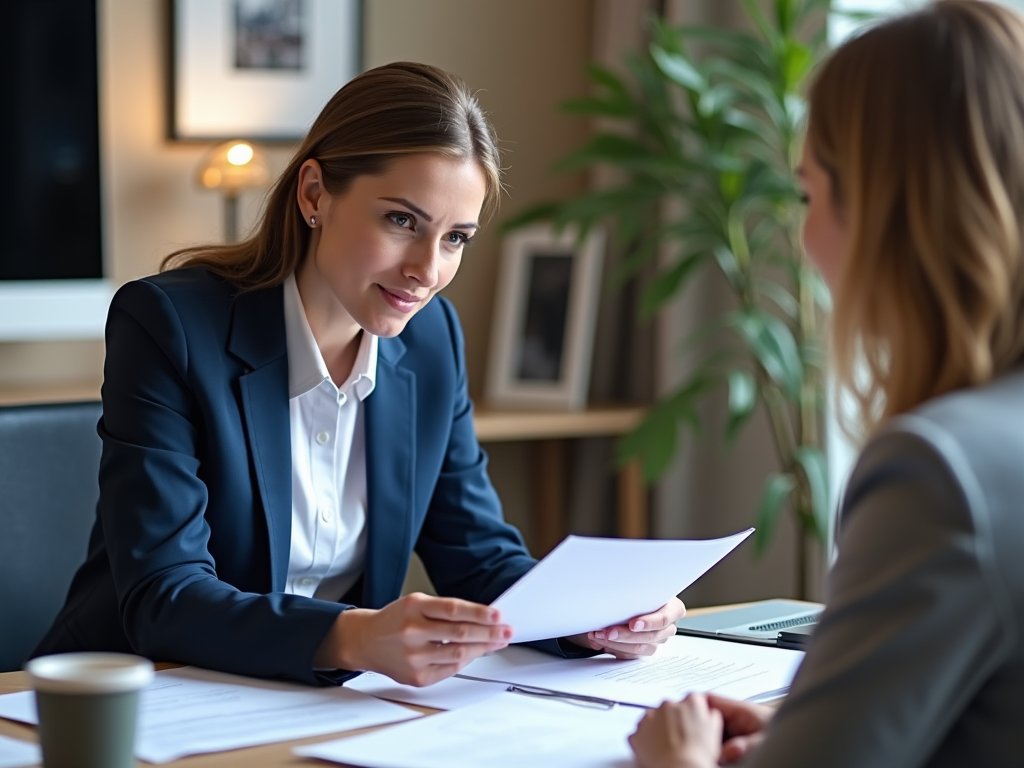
[197,140,269,194]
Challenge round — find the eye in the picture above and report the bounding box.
[445,231,474,248]
[387,212,415,229]
[799,192,810,205]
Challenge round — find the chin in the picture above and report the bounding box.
[361,314,415,339]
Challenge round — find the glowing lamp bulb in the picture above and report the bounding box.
[226,143,254,166]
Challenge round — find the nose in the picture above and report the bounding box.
[403,239,440,288]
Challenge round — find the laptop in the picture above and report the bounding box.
[675,599,823,649]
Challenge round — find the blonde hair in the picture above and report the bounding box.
[162,62,502,290]
[808,0,1024,436]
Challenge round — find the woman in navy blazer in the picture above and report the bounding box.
[36,62,684,686]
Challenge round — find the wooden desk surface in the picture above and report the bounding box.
[0,605,760,767]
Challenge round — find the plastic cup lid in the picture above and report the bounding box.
[25,653,155,695]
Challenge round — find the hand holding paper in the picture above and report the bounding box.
[492,529,754,644]
[566,596,686,659]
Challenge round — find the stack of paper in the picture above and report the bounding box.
[458,634,804,706]
[296,692,646,768]
[0,666,419,764]
[0,734,40,768]
[345,671,507,710]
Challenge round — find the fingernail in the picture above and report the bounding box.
[608,629,619,641]
[502,628,512,639]
[595,630,605,640]
[634,620,645,631]
[490,610,500,622]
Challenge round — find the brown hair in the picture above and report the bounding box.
[807,0,1024,436]
[162,61,503,290]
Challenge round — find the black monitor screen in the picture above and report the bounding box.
[0,0,102,281]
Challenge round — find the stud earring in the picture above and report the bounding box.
[310,215,317,227]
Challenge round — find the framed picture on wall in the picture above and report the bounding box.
[485,224,605,411]
[168,0,362,141]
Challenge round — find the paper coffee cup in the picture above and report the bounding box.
[26,653,154,768]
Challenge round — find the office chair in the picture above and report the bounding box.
[0,401,102,672]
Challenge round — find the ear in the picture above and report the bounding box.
[296,159,327,225]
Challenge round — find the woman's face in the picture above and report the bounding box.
[797,139,848,289]
[297,152,487,339]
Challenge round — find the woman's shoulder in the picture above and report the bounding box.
[119,266,238,302]
[859,370,1024,565]
[882,368,1024,470]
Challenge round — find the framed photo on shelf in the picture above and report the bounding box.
[485,224,605,411]
[168,0,362,141]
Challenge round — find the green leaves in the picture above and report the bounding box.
[617,376,715,481]
[641,251,706,318]
[795,446,830,543]
[506,0,841,565]
[726,370,757,445]
[650,45,705,92]
[727,310,803,399]
[755,473,796,555]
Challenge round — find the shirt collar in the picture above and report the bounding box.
[283,272,378,401]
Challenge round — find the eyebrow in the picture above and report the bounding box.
[379,197,479,230]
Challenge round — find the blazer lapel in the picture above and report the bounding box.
[363,335,415,608]
[227,286,292,592]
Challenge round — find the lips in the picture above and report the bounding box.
[378,285,423,313]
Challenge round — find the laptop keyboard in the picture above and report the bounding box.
[748,613,821,633]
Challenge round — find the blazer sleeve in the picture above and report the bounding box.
[746,424,1016,768]
[99,280,346,685]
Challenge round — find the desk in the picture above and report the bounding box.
[0,383,648,554]
[0,606,745,767]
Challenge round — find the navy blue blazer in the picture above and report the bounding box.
[36,267,539,685]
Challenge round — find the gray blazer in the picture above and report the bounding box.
[748,370,1024,768]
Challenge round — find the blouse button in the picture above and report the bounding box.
[316,431,330,445]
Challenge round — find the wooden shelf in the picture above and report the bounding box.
[0,381,101,406]
[473,403,645,442]
[0,383,647,443]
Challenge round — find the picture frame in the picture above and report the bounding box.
[168,0,362,141]
[485,224,605,411]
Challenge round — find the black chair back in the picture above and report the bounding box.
[0,401,101,672]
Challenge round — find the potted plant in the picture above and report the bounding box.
[507,0,842,598]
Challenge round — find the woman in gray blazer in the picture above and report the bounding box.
[630,2,1024,767]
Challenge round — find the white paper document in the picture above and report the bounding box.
[0,735,40,768]
[459,634,804,707]
[345,671,507,710]
[0,667,420,763]
[295,691,646,768]
[492,529,754,642]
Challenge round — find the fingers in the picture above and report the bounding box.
[586,597,686,658]
[627,597,687,633]
[430,618,512,646]
[706,693,773,735]
[587,621,676,658]
[415,593,503,625]
[592,623,677,645]
[404,593,511,647]
[721,733,764,764]
[418,640,502,666]
[402,663,463,688]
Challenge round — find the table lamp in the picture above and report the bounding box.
[197,140,270,242]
